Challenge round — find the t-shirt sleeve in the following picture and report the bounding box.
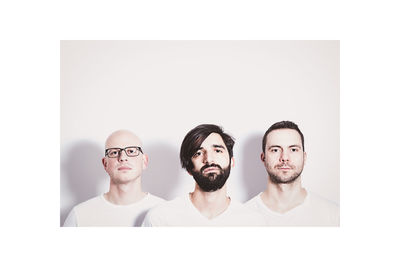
[141,213,154,226]
[330,204,340,226]
[63,208,77,227]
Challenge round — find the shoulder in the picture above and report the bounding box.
[142,196,187,226]
[63,196,103,227]
[73,195,104,211]
[244,194,273,224]
[306,192,340,225]
[307,192,339,211]
[229,199,268,226]
[148,196,186,214]
[244,193,263,211]
[63,208,77,226]
[144,193,166,206]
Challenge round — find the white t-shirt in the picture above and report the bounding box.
[63,193,165,227]
[245,191,339,226]
[142,194,267,226]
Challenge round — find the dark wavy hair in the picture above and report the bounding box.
[262,121,305,153]
[180,124,235,173]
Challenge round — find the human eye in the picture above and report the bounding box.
[192,151,202,158]
[270,148,279,153]
[126,148,136,155]
[291,147,300,152]
[108,149,119,157]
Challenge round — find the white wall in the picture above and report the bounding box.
[60,40,339,225]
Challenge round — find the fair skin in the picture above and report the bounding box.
[101,130,148,205]
[260,129,307,213]
[189,133,235,219]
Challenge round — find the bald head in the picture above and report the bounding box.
[105,130,143,150]
[103,130,148,185]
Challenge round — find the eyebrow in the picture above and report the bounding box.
[290,145,301,148]
[196,144,226,151]
[213,144,226,150]
[268,145,302,149]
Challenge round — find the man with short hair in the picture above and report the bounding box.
[63,130,164,226]
[245,121,339,226]
[143,124,266,226]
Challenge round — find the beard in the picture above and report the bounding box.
[191,163,231,192]
[267,164,304,184]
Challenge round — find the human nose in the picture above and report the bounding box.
[118,149,128,161]
[280,149,289,162]
[203,151,215,164]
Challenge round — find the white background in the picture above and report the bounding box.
[60,40,340,225]
[1,1,399,267]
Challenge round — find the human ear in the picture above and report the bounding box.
[260,152,265,162]
[303,151,307,165]
[142,154,149,169]
[102,157,107,169]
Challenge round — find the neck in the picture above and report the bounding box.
[190,184,231,219]
[105,177,146,205]
[262,177,307,213]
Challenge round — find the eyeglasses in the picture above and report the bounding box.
[105,146,143,158]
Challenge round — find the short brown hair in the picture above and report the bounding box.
[262,121,305,153]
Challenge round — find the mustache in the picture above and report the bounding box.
[200,163,222,173]
[276,164,294,168]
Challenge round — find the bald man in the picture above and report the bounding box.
[63,130,165,226]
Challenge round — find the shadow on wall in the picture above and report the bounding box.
[240,134,267,202]
[60,141,107,226]
[142,143,181,201]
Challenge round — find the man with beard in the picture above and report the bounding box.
[142,124,265,226]
[245,121,339,226]
[63,130,164,226]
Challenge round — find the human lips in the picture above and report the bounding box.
[117,166,132,171]
[201,164,222,174]
[203,167,220,174]
[277,165,292,170]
